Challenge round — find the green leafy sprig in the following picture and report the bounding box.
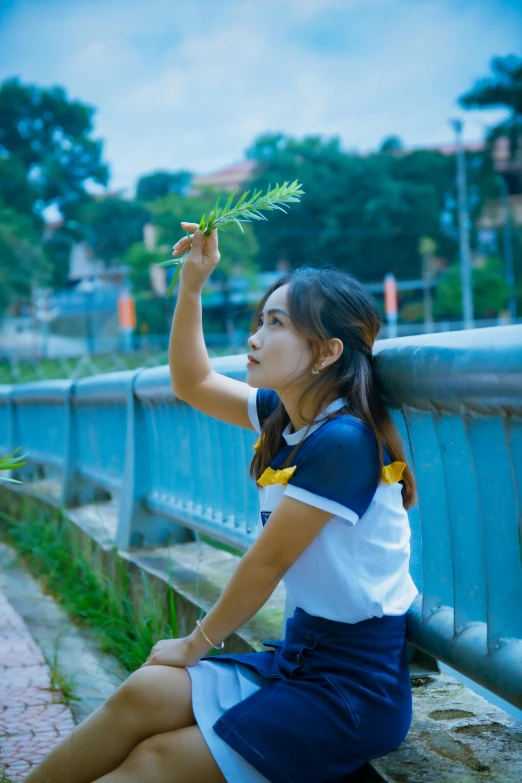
[0,446,28,483]
[157,180,304,298]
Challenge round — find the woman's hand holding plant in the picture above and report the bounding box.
[158,180,304,298]
[173,221,220,295]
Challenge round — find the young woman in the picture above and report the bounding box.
[26,224,417,783]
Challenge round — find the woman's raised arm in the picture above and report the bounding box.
[169,222,254,431]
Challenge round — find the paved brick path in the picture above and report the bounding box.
[0,589,76,782]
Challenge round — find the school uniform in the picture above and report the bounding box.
[188,388,418,783]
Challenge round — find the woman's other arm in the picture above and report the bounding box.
[143,496,333,667]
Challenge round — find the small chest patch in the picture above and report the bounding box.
[261,511,272,527]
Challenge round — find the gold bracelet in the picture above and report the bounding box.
[196,619,225,650]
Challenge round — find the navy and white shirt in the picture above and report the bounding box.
[248,386,418,624]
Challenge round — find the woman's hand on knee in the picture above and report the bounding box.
[141,635,209,669]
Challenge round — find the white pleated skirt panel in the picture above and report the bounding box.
[188,659,272,783]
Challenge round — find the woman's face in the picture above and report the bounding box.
[246,284,314,393]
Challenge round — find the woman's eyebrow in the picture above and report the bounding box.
[261,308,289,317]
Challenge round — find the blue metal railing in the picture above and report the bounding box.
[0,325,521,709]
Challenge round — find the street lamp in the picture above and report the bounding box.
[496,174,517,319]
[450,118,474,329]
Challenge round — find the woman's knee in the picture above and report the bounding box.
[123,732,172,772]
[107,666,194,729]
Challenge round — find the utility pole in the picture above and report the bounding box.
[450,119,474,329]
[497,175,517,319]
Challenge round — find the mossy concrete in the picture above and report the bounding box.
[0,480,285,656]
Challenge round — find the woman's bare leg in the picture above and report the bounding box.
[24,666,195,783]
[94,726,226,783]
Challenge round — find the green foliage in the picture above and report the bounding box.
[379,135,404,154]
[42,227,76,291]
[46,638,79,704]
[0,77,108,211]
[0,503,178,673]
[0,77,110,315]
[0,447,28,482]
[245,133,458,280]
[434,257,509,319]
[0,157,40,215]
[136,170,192,201]
[459,55,522,158]
[399,301,425,324]
[123,242,165,294]
[159,181,303,297]
[0,203,51,317]
[78,196,149,263]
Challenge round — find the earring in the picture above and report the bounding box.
[311,368,319,375]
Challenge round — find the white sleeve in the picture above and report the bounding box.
[247,386,261,433]
[283,484,359,525]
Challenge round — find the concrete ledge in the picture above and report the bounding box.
[0,481,286,655]
[373,670,522,782]
[1,481,521,782]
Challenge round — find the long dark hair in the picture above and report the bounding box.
[249,265,416,510]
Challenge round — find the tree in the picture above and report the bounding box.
[245,133,457,281]
[459,55,522,159]
[0,78,109,213]
[0,157,40,217]
[379,136,404,154]
[0,204,51,317]
[433,257,509,320]
[78,196,149,263]
[136,170,192,201]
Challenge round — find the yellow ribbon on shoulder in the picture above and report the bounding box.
[257,465,297,487]
[382,461,406,484]
[253,437,262,452]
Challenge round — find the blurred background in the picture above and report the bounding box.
[0,0,521,381]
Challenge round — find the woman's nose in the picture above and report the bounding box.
[248,334,260,350]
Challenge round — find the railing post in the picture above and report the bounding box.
[6,387,39,483]
[116,369,192,549]
[61,380,104,507]
[0,385,15,480]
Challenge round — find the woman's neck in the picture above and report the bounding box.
[280,389,341,433]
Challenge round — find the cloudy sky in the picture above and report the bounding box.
[1,0,520,193]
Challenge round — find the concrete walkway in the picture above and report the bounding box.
[0,587,76,782]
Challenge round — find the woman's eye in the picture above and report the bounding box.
[258,317,280,327]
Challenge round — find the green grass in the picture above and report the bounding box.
[44,635,80,705]
[0,503,178,674]
[0,342,244,384]
[0,349,165,384]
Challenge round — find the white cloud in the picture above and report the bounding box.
[0,0,520,190]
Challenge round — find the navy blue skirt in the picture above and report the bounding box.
[205,608,412,783]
